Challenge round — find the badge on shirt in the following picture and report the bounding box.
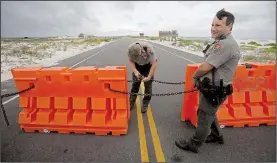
[147,49,153,55]
[215,43,221,49]
[212,42,223,53]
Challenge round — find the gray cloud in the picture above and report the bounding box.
[114,1,136,11]
[136,22,148,27]
[232,2,275,25]
[124,14,132,21]
[1,1,101,37]
[1,1,275,40]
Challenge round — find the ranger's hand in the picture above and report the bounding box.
[134,71,143,80]
[142,76,151,82]
[193,77,199,88]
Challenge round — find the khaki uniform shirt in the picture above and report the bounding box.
[200,34,242,86]
[128,41,158,65]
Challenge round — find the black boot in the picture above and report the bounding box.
[175,140,199,153]
[205,135,224,144]
[141,105,148,113]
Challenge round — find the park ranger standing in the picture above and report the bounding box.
[128,41,158,113]
[175,8,242,153]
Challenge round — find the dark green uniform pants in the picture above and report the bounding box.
[188,92,227,148]
[129,72,154,110]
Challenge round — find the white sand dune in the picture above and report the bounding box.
[1,37,275,82]
[141,38,276,64]
[1,38,114,82]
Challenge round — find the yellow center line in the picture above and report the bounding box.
[141,82,166,162]
[136,90,149,162]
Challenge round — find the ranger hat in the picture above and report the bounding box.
[128,43,142,57]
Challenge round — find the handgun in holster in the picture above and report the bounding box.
[197,77,220,106]
[195,68,222,106]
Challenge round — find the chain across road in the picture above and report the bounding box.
[1,84,35,126]
[108,86,198,96]
[0,79,193,126]
[127,79,186,85]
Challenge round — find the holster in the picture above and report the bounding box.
[196,69,233,107]
[197,78,221,106]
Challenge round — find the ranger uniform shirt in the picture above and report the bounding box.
[128,41,158,66]
[200,34,242,86]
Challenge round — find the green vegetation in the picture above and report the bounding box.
[71,38,112,46]
[243,55,256,61]
[38,45,49,50]
[178,39,202,46]
[1,37,112,60]
[243,53,275,62]
[21,46,31,54]
[248,41,262,46]
[148,37,161,40]
[177,39,204,51]
[12,48,21,55]
[203,40,209,46]
[240,45,257,51]
[264,43,276,47]
[192,44,202,51]
[160,37,167,41]
[241,41,275,62]
[263,46,276,54]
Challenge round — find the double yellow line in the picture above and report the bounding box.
[136,82,165,162]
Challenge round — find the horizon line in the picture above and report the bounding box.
[1,35,275,41]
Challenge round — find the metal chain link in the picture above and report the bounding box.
[128,74,186,85]
[127,79,185,85]
[0,81,211,126]
[108,86,198,96]
[1,84,35,126]
[0,78,185,127]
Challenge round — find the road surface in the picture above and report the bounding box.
[1,37,276,162]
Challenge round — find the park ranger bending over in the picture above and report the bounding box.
[128,41,157,113]
[175,8,242,153]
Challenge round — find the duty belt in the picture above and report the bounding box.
[196,69,233,106]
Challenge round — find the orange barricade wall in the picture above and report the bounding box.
[11,66,130,135]
[181,63,276,127]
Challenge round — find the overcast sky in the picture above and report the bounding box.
[1,1,275,40]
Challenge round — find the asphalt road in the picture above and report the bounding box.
[1,37,276,162]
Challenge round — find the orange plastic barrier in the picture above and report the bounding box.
[181,63,276,127]
[11,66,130,135]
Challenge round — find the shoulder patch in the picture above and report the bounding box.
[215,42,222,49]
[212,42,223,53]
[147,49,154,55]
